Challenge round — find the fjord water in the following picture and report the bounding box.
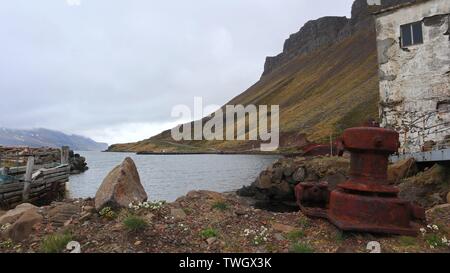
[68,151,279,202]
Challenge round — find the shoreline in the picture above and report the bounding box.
[103,150,300,156]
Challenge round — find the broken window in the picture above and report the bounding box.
[401,21,423,47]
[437,100,450,113]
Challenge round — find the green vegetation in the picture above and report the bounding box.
[183,207,194,215]
[212,201,229,211]
[287,230,305,241]
[290,242,314,253]
[335,231,348,243]
[40,232,73,253]
[123,215,148,232]
[200,228,218,239]
[425,234,447,248]
[99,207,117,220]
[298,218,311,229]
[0,239,13,249]
[398,236,417,247]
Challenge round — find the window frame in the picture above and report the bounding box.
[400,21,424,48]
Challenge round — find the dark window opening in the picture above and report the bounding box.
[437,100,450,113]
[401,21,423,47]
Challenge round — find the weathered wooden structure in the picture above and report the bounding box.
[0,147,70,209]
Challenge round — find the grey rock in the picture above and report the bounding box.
[95,157,148,211]
[170,208,187,220]
[0,203,38,226]
[7,210,43,242]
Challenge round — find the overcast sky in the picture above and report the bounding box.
[0,0,354,144]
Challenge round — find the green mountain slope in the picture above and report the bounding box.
[108,0,393,153]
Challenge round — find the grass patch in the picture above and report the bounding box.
[40,232,73,253]
[425,234,447,248]
[398,236,417,247]
[99,207,117,220]
[0,239,13,249]
[212,201,229,211]
[183,207,194,215]
[287,230,305,241]
[335,231,348,243]
[298,218,311,229]
[200,228,218,239]
[123,215,148,232]
[290,242,314,253]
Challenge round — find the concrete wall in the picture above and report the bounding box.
[375,0,450,153]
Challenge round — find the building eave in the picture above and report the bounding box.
[373,0,434,16]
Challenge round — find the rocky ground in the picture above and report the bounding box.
[0,190,449,253]
[0,155,449,253]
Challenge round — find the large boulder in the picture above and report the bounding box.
[95,157,148,211]
[255,171,272,189]
[447,192,450,204]
[6,210,43,242]
[69,153,89,174]
[0,203,38,225]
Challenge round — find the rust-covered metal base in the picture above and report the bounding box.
[295,126,426,236]
[295,183,425,236]
[328,188,424,236]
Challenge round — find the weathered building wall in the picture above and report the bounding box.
[375,0,450,153]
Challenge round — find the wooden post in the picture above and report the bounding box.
[330,134,333,157]
[61,146,70,165]
[22,156,35,201]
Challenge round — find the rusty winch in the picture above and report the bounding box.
[295,126,426,236]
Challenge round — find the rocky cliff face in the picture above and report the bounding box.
[263,16,350,77]
[109,0,415,153]
[262,0,411,77]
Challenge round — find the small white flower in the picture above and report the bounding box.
[442,237,448,244]
[432,225,439,231]
[420,228,426,234]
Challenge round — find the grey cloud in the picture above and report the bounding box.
[0,0,353,144]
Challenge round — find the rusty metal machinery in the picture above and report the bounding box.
[295,126,426,236]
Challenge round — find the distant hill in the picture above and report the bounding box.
[0,128,108,151]
[108,0,412,153]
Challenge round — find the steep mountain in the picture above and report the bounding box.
[108,0,411,153]
[0,128,108,151]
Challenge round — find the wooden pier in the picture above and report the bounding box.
[0,147,71,209]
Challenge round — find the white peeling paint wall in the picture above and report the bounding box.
[375,0,450,153]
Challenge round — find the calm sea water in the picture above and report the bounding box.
[68,152,279,202]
